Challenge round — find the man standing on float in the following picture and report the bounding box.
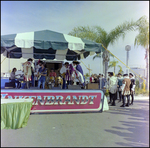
[72,61,85,88]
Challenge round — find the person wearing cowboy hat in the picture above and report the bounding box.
[129,72,136,105]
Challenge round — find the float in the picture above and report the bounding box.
[1,29,108,113]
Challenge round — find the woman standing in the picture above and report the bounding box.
[22,58,33,89]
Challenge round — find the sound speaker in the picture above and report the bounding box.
[86,83,99,89]
[5,82,16,88]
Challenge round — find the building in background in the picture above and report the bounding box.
[129,67,146,89]
[129,67,146,78]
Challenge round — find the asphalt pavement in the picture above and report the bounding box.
[1,95,149,147]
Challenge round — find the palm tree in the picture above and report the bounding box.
[134,15,149,90]
[68,20,137,78]
[108,60,119,74]
[118,65,124,74]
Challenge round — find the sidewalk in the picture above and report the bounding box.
[134,95,149,100]
[105,95,149,110]
[106,94,149,102]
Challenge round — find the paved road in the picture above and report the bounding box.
[1,96,149,147]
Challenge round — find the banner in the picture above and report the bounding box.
[1,89,104,113]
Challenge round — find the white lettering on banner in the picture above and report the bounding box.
[54,96,65,105]
[45,96,55,105]
[80,96,89,104]
[1,94,99,105]
[89,96,97,104]
[8,96,13,99]
[1,94,8,99]
[63,96,74,105]
[72,96,80,104]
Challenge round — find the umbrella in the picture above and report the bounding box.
[1,29,104,61]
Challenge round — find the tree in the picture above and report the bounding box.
[68,20,137,78]
[108,60,119,74]
[134,15,149,90]
[84,73,90,79]
[118,65,124,74]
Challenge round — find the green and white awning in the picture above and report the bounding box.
[1,30,104,60]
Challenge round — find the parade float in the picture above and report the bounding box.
[1,29,108,114]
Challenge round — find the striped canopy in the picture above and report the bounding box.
[1,30,104,61]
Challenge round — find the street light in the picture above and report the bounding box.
[125,45,131,75]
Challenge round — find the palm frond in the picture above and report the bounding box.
[68,26,98,42]
[93,53,102,60]
[134,16,149,49]
[108,19,137,46]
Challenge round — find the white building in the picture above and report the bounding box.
[129,67,146,78]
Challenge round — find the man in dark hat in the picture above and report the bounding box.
[37,61,47,89]
[107,72,118,106]
[117,73,123,102]
[129,73,136,105]
[72,61,85,88]
[120,74,131,107]
[60,62,69,89]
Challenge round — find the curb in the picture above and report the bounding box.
[106,96,149,100]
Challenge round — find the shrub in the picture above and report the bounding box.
[105,89,109,97]
[135,87,149,96]
[135,79,139,88]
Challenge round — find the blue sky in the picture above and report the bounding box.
[1,1,149,75]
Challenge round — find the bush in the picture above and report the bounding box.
[135,79,139,88]
[105,89,109,97]
[135,87,149,96]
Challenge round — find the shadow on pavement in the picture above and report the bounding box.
[104,100,149,147]
[105,120,149,147]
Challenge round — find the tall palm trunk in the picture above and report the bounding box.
[102,50,110,79]
[105,61,108,79]
[103,61,105,74]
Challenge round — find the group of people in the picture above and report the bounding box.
[10,58,35,89]
[9,58,136,108]
[10,58,85,89]
[59,61,85,89]
[89,73,106,89]
[107,72,136,107]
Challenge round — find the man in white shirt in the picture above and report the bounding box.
[60,62,68,89]
[108,72,118,106]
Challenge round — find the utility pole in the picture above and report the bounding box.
[125,45,131,75]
